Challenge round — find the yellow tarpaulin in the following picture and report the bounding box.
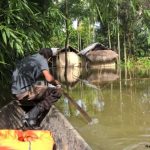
[0,129,54,150]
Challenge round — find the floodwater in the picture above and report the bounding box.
[55,66,150,150]
[1,65,150,150]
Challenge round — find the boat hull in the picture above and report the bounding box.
[0,101,92,150]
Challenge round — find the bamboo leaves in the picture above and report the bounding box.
[148,35,150,45]
[2,30,7,45]
[0,26,25,55]
[0,0,63,67]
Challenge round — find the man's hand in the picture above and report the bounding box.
[54,80,60,85]
[48,80,62,89]
[54,80,62,89]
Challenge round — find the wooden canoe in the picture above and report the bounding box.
[0,100,92,150]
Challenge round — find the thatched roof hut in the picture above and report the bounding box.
[86,50,118,63]
[79,42,108,56]
[79,43,118,63]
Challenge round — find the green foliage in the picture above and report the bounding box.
[136,57,150,68]
[0,0,150,82]
[122,57,150,70]
[0,0,63,81]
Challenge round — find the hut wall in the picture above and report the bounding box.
[56,52,81,67]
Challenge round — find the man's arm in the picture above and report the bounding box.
[42,70,60,86]
[42,70,54,82]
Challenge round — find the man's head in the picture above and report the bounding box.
[39,48,53,60]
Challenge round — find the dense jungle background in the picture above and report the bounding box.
[0,0,150,95]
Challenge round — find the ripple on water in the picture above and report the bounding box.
[123,142,150,150]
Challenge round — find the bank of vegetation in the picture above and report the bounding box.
[0,0,150,83]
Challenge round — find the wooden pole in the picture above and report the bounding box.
[62,89,92,123]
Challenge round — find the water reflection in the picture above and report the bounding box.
[76,99,87,116]
[56,66,119,115]
[56,67,150,150]
[56,66,82,88]
[86,69,119,86]
[93,98,105,112]
[63,98,70,117]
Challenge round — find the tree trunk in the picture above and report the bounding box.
[64,0,69,80]
[124,35,127,65]
[117,1,121,63]
[108,23,112,48]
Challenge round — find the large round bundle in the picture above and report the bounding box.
[86,50,118,62]
[56,52,81,67]
[57,66,82,83]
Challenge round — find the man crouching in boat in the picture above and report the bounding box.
[11,48,62,128]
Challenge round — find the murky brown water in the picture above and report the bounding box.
[1,65,150,150]
[56,66,150,150]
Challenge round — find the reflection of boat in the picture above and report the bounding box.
[0,101,92,150]
[56,66,82,87]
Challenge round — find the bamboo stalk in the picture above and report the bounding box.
[117,0,121,64]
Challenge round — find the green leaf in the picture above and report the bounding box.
[22,2,34,15]
[10,40,14,48]
[10,32,17,39]
[144,10,150,17]
[14,15,24,22]
[5,28,10,38]
[2,30,7,45]
[15,43,23,55]
[148,35,150,45]
[0,61,8,65]
[0,25,4,30]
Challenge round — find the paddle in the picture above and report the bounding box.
[62,89,92,123]
[49,83,98,124]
